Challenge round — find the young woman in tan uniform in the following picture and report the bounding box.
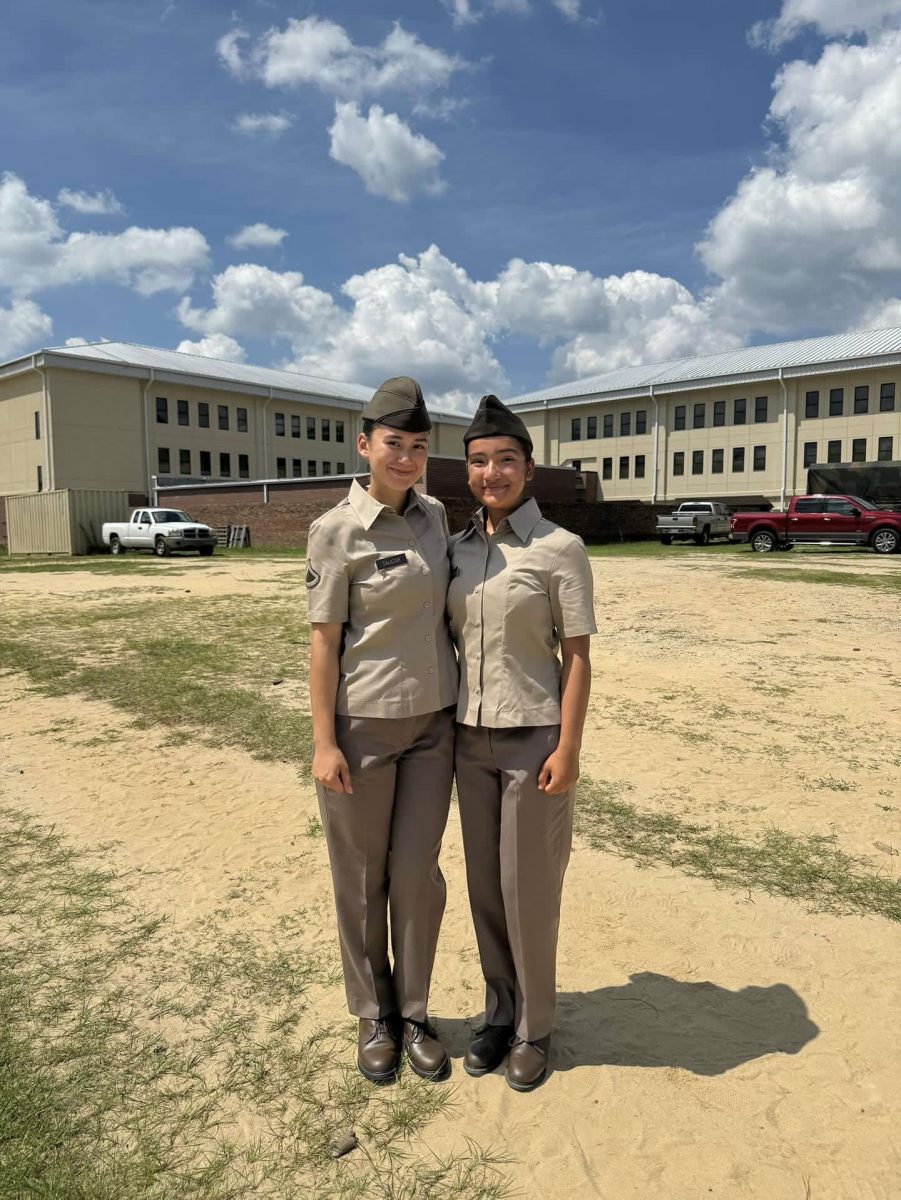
[447,394,596,1092]
[307,377,457,1084]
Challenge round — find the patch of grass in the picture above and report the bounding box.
[0,807,510,1199]
[732,567,901,594]
[803,774,858,793]
[575,775,901,922]
[586,540,742,558]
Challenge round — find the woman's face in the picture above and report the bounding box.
[466,436,534,511]
[358,425,429,493]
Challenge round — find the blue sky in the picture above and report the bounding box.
[3,0,901,406]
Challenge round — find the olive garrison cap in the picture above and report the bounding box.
[463,394,533,456]
[363,376,432,432]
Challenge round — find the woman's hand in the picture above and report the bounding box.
[537,744,580,795]
[313,743,353,794]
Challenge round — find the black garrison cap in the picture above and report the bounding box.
[363,376,432,432]
[463,394,533,456]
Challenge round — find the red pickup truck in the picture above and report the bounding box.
[730,494,901,554]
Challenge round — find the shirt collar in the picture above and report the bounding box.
[347,477,425,531]
[470,496,543,543]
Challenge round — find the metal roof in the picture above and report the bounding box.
[508,326,901,411]
[1,340,470,423]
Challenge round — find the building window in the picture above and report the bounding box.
[571,418,581,440]
[713,400,725,427]
[219,452,231,478]
[572,459,582,471]
[805,391,819,418]
[292,458,302,477]
[156,397,168,424]
[218,404,229,431]
[179,448,191,474]
[322,419,331,441]
[307,417,316,439]
[803,441,817,468]
[37,464,43,492]
[693,403,705,430]
[587,415,597,438]
[827,440,842,463]
[34,410,41,439]
[602,457,612,480]
[732,446,745,472]
[880,382,896,411]
[853,386,869,414]
[753,445,766,471]
[620,412,631,437]
[673,451,685,476]
[237,407,248,432]
[619,456,629,479]
[200,451,211,477]
[199,402,209,428]
[323,462,332,476]
[635,454,646,478]
[711,448,724,474]
[692,449,703,475]
[674,405,686,431]
[158,447,170,473]
[878,436,893,461]
[337,461,346,474]
[276,457,286,478]
[602,414,613,438]
[635,409,647,435]
[852,438,867,463]
[754,396,768,423]
[239,454,249,479]
[307,460,317,476]
[177,399,189,426]
[275,412,285,437]
[336,420,345,443]
[291,414,301,438]
[829,388,844,417]
[733,397,746,425]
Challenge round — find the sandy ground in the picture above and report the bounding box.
[2,548,900,1199]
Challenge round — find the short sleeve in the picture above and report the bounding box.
[305,521,351,624]
[549,537,597,639]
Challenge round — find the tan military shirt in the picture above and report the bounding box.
[447,497,597,728]
[306,479,458,719]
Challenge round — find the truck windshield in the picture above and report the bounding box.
[151,510,193,522]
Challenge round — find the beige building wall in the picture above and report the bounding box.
[50,369,145,491]
[0,372,46,495]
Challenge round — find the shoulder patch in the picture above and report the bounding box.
[305,563,321,588]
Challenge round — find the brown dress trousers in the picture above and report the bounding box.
[454,723,574,1041]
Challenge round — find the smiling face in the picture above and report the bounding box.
[465,435,535,514]
[358,424,430,501]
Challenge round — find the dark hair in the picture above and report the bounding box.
[361,419,376,438]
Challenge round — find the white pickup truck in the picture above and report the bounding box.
[102,508,217,557]
[656,501,731,546]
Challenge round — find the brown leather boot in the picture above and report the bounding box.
[402,1018,450,1081]
[357,1016,401,1084]
[463,1024,514,1077]
[505,1035,550,1092]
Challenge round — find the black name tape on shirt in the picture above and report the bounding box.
[375,553,408,572]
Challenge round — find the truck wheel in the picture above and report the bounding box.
[154,537,170,558]
[109,535,126,556]
[199,546,214,557]
[871,528,900,555]
[751,530,778,553]
[659,533,672,546]
[694,527,710,546]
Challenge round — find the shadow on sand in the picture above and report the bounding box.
[437,972,819,1079]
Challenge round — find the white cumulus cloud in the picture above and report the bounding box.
[751,0,901,47]
[232,112,293,136]
[228,223,288,249]
[57,187,125,216]
[176,333,247,362]
[328,103,446,203]
[443,0,583,24]
[0,298,53,359]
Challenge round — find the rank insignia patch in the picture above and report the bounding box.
[305,563,321,588]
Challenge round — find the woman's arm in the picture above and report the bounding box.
[537,634,591,795]
[310,622,353,794]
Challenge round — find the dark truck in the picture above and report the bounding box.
[730,494,901,554]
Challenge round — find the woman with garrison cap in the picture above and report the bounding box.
[448,394,597,1092]
[306,377,457,1084]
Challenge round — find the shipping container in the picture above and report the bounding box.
[7,489,130,555]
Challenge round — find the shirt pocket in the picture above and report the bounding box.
[348,552,422,619]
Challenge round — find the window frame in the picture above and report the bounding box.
[674,405,686,431]
[805,391,819,419]
[754,395,768,424]
[219,451,231,478]
[691,449,704,475]
[672,450,685,476]
[732,446,745,472]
